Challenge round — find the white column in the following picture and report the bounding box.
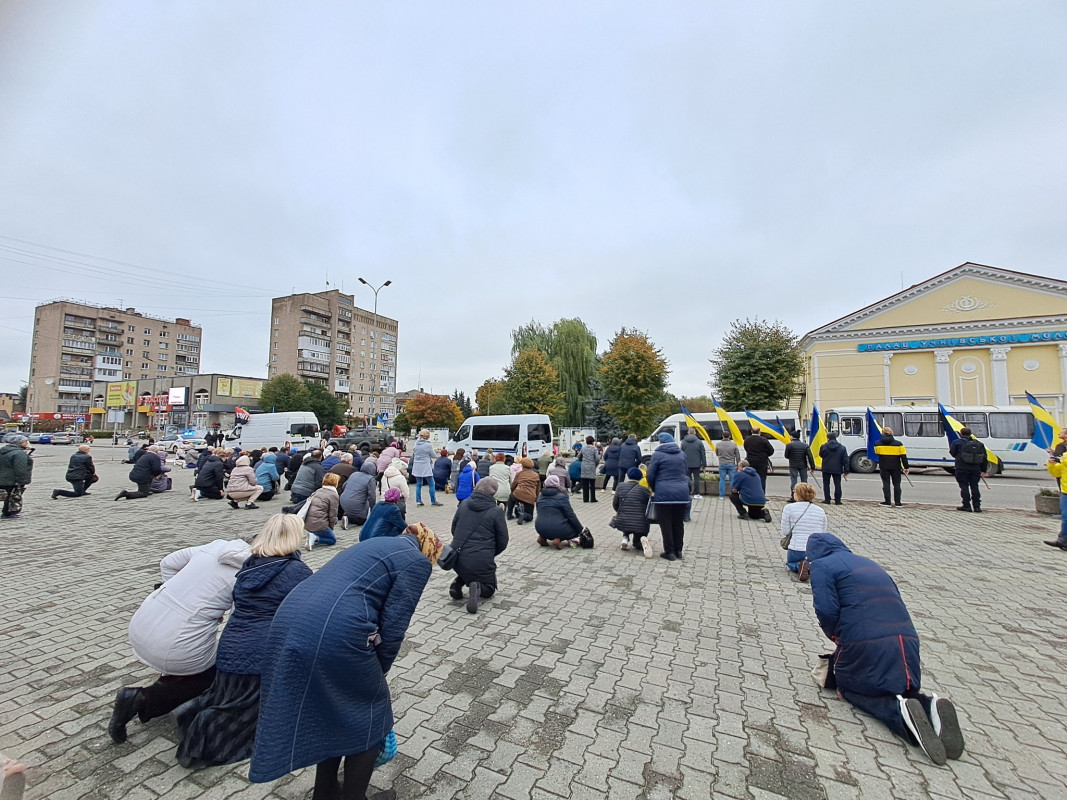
[883,353,893,405]
[989,346,1011,406]
[1059,344,1067,422]
[934,349,953,404]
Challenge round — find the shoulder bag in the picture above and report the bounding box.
[779,502,811,550]
[437,506,491,571]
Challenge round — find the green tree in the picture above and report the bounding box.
[709,318,804,410]
[304,381,347,430]
[405,394,464,430]
[599,329,670,437]
[451,389,474,419]
[511,318,598,426]
[677,395,716,413]
[501,350,565,419]
[391,410,412,436]
[584,378,625,441]
[258,374,311,413]
[16,384,27,412]
[510,321,553,358]
[475,379,507,415]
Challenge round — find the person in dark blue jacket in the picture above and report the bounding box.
[806,533,964,764]
[449,479,509,612]
[818,431,850,505]
[194,453,226,500]
[567,458,582,494]
[174,515,312,767]
[729,461,771,522]
[617,435,642,479]
[359,490,408,541]
[455,461,479,501]
[433,449,453,491]
[116,445,163,500]
[534,475,585,548]
[646,433,690,561]
[601,438,623,491]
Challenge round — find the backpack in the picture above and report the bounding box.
[960,438,986,466]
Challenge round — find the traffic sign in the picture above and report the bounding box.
[75,416,85,423]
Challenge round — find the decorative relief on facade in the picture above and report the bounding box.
[934,349,953,364]
[988,346,1011,361]
[903,365,918,375]
[882,353,894,366]
[1023,360,1040,371]
[942,296,994,313]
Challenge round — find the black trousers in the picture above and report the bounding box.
[55,480,89,498]
[657,504,686,555]
[840,688,932,742]
[822,472,842,503]
[956,468,982,509]
[751,462,769,490]
[688,467,702,495]
[728,492,764,519]
[139,666,216,722]
[313,747,378,800]
[122,481,153,500]
[506,496,533,521]
[880,470,902,504]
[581,478,597,502]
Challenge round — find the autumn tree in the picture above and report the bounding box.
[403,394,464,431]
[475,379,506,415]
[500,350,565,419]
[599,329,670,437]
[677,395,716,413]
[510,318,597,426]
[709,318,804,410]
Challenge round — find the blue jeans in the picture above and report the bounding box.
[415,476,437,505]
[719,464,736,497]
[312,527,335,546]
[1060,493,1067,538]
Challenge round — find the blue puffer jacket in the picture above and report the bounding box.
[215,553,313,674]
[807,533,921,696]
[567,459,581,484]
[255,454,280,490]
[433,455,452,489]
[617,436,642,474]
[645,442,689,504]
[359,501,407,542]
[731,467,766,504]
[456,463,479,501]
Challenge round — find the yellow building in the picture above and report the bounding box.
[799,263,1067,421]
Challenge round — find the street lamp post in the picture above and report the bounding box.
[357,278,392,428]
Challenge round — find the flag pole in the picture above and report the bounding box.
[903,471,914,486]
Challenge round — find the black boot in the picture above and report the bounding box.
[108,687,144,743]
[1043,537,1067,550]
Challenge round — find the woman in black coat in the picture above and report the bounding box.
[602,438,623,491]
[611,468,652,556]
[535,475,585,548]
[449,479,509,613]
[194,454,226,500]
[53,444,96,499]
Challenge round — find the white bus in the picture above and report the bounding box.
[447,414,553,460]
[824,405,1046,475]
[640,410,802,469]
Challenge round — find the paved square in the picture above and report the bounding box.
[2,446,1066,799]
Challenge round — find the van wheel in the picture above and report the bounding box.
[986,460,1001,476]
[849,452,876,474]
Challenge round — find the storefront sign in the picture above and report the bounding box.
[106,381,138,407]
[858,330,1067,352]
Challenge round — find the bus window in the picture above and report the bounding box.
[873,412,903,433]
[956,412,988,438]
[527,423,551,443]
[904,412,942,437]
[825,412,839,434]
[989,412,1033,439]
[840,416,863,436]
[472,424,520,441]
[289,423,318,438]
[651,425,676,440]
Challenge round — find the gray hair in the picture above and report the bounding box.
[473,477,499,496]
[2,433,28,445]
[738,460,749,469]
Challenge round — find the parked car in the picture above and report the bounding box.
[160,433,208,453]
[27,433,51,444]
[49,433,73,444]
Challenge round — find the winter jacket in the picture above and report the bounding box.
[215,553,313,674]
[328,462,356,491]
[1049,460,1067,493]
[382,461,409,500]
[476,457,492,478]
[611,481,651,536]
[510,467,541,505]
[617,436,642,474]
[255,454,281,490]
[451,491,509,584]
[567,460,582,484]
[0,444,32,486]
[548,463,571,490]
[819,440,849,474]
[456,463,479,501]
[806,533,921,697]
[742,434,774,469]
[304,486,339,533]
[196,449,213,473]
[286,450,305,477]
[291,457,324,497]
[274,451,291,473]
[340,461,378,522]
[731,466,766,505]
[781,501,827,554]
[784,439,815,471]
[64,451,95,483]
[320,456,340,473]
[433,455,452,488]
[716,440,740,467]
[603,442,623,475]
[127,443,140,462]
[376,446,400,474]
[578,443,601,479]
[358,501,407,541]
[680,434,706,469]
[950,435,988,472]
[150,452,172,492]
[488,462,512,502]
[536,452,554,477]
[129,450,163,484]
[227,465,259,494]
[128,539,251,675]
[534,487,584,539]
[645,442,689,504]
[874,435,909,472]
[195,456,225,492]
[411,438,435,478]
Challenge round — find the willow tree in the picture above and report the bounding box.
[510,318,597,426]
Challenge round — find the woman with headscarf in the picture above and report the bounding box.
[507,458,540,524]
[535,475,585,548]
[488,453,512,508]
[339,459,378,527]
[359,488,408,542]
[248,524,441,798]
[646,432,689,562]
[381,458,409,519]
[547,456,571,492]
[448,478,509,613]
[225,455,263,509]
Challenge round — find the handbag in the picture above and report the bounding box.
[437,544,458,571]
[579,528,594,549]
[780,502,812,550]
[374,729,397,768]
[645,499,657,523]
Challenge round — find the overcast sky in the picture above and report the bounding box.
[2,1,1065,403]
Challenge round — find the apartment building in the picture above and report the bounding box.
[269,290,398,424]
[27,301,203,416]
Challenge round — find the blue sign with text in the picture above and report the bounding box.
[858,330,1067,352]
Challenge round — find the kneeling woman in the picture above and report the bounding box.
[449,478,509,613]
[173,515,311,767]
[780,482,827,573]
[248,524,442,798]
[304,472,341,549]
[535,475,584,548]
[359,488,408,541]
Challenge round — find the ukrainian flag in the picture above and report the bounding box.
[808,406,828,467]
[712,396,744,446]
[1026,392,1057,450]
[865,408,883,462]
[939,403,1000,468]
[745,410,791,445]
[680,404,716,453]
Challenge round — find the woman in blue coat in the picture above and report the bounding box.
[806,533,964,764]
[248,524,442,798]
[455,460,479,501]
[645,433,690,562]
[358,489,408,541]
[254,453,281,501]
[601,438,623,491]
[433,449,452,491]
[174,515,311,767]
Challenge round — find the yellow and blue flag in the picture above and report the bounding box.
[939,403,1000,468]
[680,404,716,453]
[745,410,791,445]
[712,396,744,447]
[1026,392,1057,450]
[865,408,882,462]
[808,406,828,467]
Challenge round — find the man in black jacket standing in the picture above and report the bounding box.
[818,431,849,505]
[949,427,988,512]
[742,430,775,491]
[875,428,909,507]
[784,431,816,496]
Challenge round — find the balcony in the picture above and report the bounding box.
[64,318,96,331]
[300,306,332,320]
[335,380,351,393]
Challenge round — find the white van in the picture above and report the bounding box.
[640,410,801,469]
[223,412,320,451]
[447,414,553,460]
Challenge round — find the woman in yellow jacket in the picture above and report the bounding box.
[1044,455,1067,550]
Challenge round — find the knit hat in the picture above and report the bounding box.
[474,477,499,496]
[384,488,403,503]
[2,433,27,445]
[827,431,839,440]
[544,474,561,489]
[658,432,674,444]
[236,455,250,466]
[627,467,643,480]
[554,456,566,467]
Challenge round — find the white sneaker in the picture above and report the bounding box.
[642,537,654,558]
[693,494,702,499]
[306,532,317,552]
[898,695,946,765]
[621,536,630,551]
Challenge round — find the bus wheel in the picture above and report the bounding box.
[986,460,1001,476]
[849,452,876,474]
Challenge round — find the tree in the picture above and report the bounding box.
[500,350,565,420]
[584,378,625,441]
[451,389,474,419]
[15,384,27,413]
[510,321,553,359]
[475,379,507,415]
[677,395,716,413]
[304,381,347,430]
[709,318,804,410]
[391,410,412,435]
[258,374,311,414]
[511,318,598,426]
[404,394,464,431]
[599,329,670,437]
